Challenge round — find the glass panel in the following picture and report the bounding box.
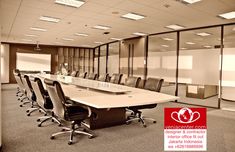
[221,24,235,110]
[79,49,84,72]
[108,42,119,74]
[178,27,220,107]
[148,33,177,95]
[84,49,89,72]
[89,49,94,73]
[94,48,99,74]
[120,41,129,83]
[132,38,145,79]
[99,45,107,74]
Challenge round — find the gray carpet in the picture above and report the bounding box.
[2,86,235,152]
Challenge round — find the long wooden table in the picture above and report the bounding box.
[37,74,179,129]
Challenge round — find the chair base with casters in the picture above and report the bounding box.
[50,120,94,145]
[37,115,61,127]
[126,104,157,127]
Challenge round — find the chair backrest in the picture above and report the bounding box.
[109,73,123,84]
[70,71,78,77]
[144,78,164,92]
[30,77,46,108]
[44,79,66,119]
[97,74,109,82]
[86,73,97,80]
[13,69,20,74]
[21,75,34,99]
[124,76,141,88]
[78,72,87,78]
[14,73,25,92]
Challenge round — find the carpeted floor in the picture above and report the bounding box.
[2,86,235,152]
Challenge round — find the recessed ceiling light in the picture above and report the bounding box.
[161,45,169,47]
[93,25,111,30]
[22,39,33,42]
[181,47,187,50]
[24,34,38,37]
[133,32,147,36]
[81,45,91,47]
[75,33,89,37]
[162,37,174,41]
[165,24,185,30]
[39,16,60,23]
[94,42,103,44]
[196,32,211,36]
[30,27,47,32]
[219,11,235,19]
[182,0,201,4]
[186,42,195,45]
[54,42,63,44]
[55,0,85,8]
[203,45,212,48]
[62,37,74,41]
[121,13,145,20]
[110,37,122,41]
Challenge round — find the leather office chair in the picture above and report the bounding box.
[86,73,97,80]
[109,73,123,84]
[78,72,87,78]
[13,72,26,99]
[126,78,164,127]
[21,75,38,115]
[70,71,79,77]
[14,73,32,106]
[97,74,109,82]
[124,76,141,88]
[44,78,94,145]
[30,77,61,127]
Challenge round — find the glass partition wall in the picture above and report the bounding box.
[99,45,107,75]
[221,25,235,111]
[148,33,177,95]
[178,27,221,108]
[108,42,119,75]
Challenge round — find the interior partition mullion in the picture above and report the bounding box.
[144,36,148,80]
[175,31,180,99]
[106,44,109,74]
[218,25,224,109]
[98,47,100,75]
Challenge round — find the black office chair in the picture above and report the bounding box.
[30,77,61,127]
[70,71,79,77]
[78,72,87,78]
[109,73,123,84]
[97,74,109,82]
[13,72,28,102]
[126,78,164,127]
[124,76,141,88]
[44,78,94,145]
[86,73,97,80]
[21,75,38,116]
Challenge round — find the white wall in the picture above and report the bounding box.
[0,0,2,146]
[1,44,9,83]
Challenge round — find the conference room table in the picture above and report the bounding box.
[36,74,179,129]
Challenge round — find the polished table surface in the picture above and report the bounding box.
[37,74,179,109]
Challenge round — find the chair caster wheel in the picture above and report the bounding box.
[50,136,55,140]
[44,114,47,116]
[58,124,62,127]
[27,113,30,116]
[138,120,141,122]
[38,124,41,127]
[39,110,41,113]
[143,125,147,128]
[37,119,40,122]
[20,105,23,107]
[153,121,156,123]
[26,110,29,113]
[61,128,66,131]
[68,141,72,145]
[51,119,54,122]
[88,135,94,139]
